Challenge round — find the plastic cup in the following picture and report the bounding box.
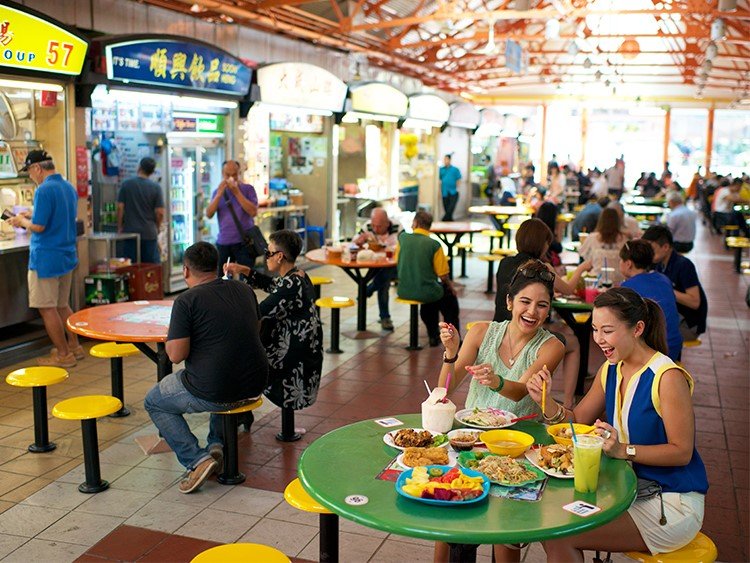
[573,434,603,493]
[583,278,598,304]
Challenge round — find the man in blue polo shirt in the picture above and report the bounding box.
[438,154,461,221]
[9,150,81,367]
[642,225,707,341]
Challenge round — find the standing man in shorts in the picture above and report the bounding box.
[9,150,82,367]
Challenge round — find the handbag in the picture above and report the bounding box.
[223,191,267,259]
[636,478,667,526]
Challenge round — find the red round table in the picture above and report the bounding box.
[430,221,488,279]
[305,248,396,338]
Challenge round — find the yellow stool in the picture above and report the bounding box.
[90,342,139,417]
[6,367,68,453]
[683,338,702,348]
[624,532,717,562]
[396,297,424,351]
[481,229,505,252]
[211,398,263,485]
[316,297,355,354]
[491,248,518,257]
[285,478,339,562]
[726,236,750,273]
[191,543,290,563]
[455,242,473,278]
[52,395,122,493]
[478,254,503,294]
[466,320,491,331]
[310,276,334,315]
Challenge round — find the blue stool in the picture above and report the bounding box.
[306,226,325,247]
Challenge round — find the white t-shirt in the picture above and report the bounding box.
[713,188,733,213]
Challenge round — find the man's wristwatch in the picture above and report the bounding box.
[626,444,636,460]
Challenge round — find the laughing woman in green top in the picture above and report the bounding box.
[434,259,565,563]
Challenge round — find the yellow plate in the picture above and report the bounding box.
[546,423,595,446]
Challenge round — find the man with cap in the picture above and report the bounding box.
[9,150,82,367]
[117,157,165,263]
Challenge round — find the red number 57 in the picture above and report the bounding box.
[47,41,74,66]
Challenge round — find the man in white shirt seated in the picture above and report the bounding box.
[713,178,750,237]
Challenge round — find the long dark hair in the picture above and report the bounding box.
[593,287,668,355]
[595,208,622,245]
[508,259,555,301]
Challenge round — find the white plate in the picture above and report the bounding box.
[383,428,449,451]
[455,408,517,430]
[396,450,458,469]
[524,446,574,479]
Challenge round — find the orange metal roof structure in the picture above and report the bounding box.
[138,0,749,102]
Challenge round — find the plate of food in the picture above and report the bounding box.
[396,447,458,469]
[455,408,517,430]
[525,444,574,479]
[457,451,546,487]
[383,428,449,451]
[447,429,482,451]
[396,465,490,506]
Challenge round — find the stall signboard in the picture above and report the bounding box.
[505,39,523,73]
[172,112,225,134]
[104,38,252,97]
[349,82,408,117]
[257,62,347,113]
[406,94,450,123]
[448,102,481,129]
[0,2,88,76]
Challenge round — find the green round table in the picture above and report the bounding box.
[298,415,636,561]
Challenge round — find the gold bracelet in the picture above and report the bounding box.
[543,402,563,423]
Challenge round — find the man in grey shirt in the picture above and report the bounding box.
[117,157,165,263]
[664,191,697,253]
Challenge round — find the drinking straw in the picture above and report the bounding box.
[541,379,547,416]
[569,421,578,444]
[423,380,432,397]
[603,257,609,284]
[445,372,452,392]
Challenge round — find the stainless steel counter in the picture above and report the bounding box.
[0,233,31,255]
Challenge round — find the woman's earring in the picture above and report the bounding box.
[507,306,512,311]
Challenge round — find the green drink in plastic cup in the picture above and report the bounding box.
[573,434,604,493]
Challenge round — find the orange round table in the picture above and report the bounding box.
[67,301,173,381]
[430,221,488,279]
[305,248,396,337]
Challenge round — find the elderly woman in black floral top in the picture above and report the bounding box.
[225,230,323,423]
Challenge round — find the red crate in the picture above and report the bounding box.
[115,264,163,301]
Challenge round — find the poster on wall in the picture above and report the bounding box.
[115,132,152,179]
[117,102,139,131]
[141,104,168,133]
[75,146,90,198]
[287,136,326,175]
[92,104,117,132]
[270,113,324,133]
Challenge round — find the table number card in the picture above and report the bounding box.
[563,501,602,517]
[375,418,403,428]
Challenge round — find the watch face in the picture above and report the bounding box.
[626,445,636,456]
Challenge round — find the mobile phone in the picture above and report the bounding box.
[1,209,15,221]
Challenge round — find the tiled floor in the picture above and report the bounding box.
[0,215,747,562]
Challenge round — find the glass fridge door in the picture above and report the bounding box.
[196,145,224,243]
[167,146,196,291]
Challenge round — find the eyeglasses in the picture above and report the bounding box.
[512,266,555,285]
[265,249,284,260]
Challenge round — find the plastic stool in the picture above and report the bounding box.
[623,531,717,562]
[396,297,423,351]
[478,255,503,294]
[466,321,491,331]
[89,342,139,417]
[683,339,702,348]
[6,367,68,453]
[455,242,473,278]
[726,236,750,273]
[285,478,339,562]
[481,229,504,252]
[52,395,122,493]
[211,398,263,485]
[491,248,518,257]
[310,276,334,316]
[191,543,290,563]
[316,297,354,353]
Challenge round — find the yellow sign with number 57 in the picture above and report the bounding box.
[0,3,88,76]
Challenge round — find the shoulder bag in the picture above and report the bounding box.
[223,191,267,259]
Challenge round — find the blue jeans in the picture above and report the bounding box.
[144,371,247,470]
[122,238,161,264]
[367,267,395,320]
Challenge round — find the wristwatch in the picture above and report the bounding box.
[626,444,636,460]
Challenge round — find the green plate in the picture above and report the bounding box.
[457,451,546,487]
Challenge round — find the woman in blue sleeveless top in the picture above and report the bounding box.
[526,287,707,560]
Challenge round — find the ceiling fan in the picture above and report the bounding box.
[474,19,500,55]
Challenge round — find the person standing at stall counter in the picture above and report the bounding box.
[117,157,165,263]
[9,150,82,367]
[205,160,258,273]
[439,154,462,221]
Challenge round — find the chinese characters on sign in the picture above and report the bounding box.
[105,39,252,96]
[256,62,347,113]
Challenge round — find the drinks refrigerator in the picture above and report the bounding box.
[164,137,224,293]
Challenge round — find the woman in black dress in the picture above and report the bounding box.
[225,230,323,420]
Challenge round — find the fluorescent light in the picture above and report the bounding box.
[167,131,225,138]
[261,103,333,117]
[401,118,443,130]
[342,111,400,123]
[0,79,63,92]
[105,88,237,109]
